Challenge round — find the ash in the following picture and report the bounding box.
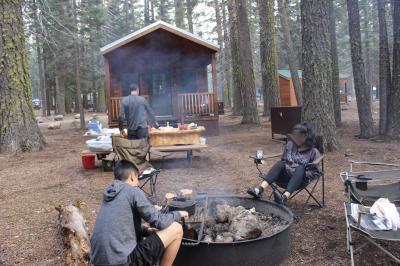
[199,203,288,243]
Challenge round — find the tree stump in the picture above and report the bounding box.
[55,201,91,266]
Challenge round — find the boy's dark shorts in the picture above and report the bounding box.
[128,233,165,266]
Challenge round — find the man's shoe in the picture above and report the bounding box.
[273,190,288,205]
[247,186,264,198]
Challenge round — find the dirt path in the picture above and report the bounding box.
[0,102,399,265]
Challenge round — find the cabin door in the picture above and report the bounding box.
[148,70,172,116]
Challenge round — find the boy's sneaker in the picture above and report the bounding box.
[273,190,288,205]
[247,186,264,198]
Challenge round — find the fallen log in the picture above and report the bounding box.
[55,200,91,266]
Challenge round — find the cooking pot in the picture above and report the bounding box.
[167,197,196,216]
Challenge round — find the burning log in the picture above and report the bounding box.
[55,200,91,266]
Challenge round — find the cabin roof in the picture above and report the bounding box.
[278,70,350,80]
[278,70,303,80]
[100,20,219,55]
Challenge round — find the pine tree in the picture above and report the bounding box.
[377,0,391,135]
[329,0,341,126]
[301,0,338,151]
[386,0,400,137]
[0,0,45,153]
[259,0,280,115]
[235,0,259,124]
[278,0,301,106]
[347,0,374,138]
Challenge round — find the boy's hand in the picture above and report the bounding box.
[179,211,189,220]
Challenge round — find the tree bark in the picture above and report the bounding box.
[73,0,85,129]
[174,0,185,28]
[186,0,196,33]
[386,0,400,137]
[222,1,232,107]
[362,3,373,105]
[259,0,280,116]
[278,0,302,106]
[328,0,341,126]
[235,0,259,124]
[0,0,45,153]
[228,0,243,115]
[32,0,48,117]
[377,0,391,135]
[301,0,338,151]
[213,0,225,105]
[346,0,374,138]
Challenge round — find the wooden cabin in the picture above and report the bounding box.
[100,21,220,135]
[278,70,302,106]
[278,70,350,106]
[339,75,350,103]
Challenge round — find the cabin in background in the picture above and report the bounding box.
[278,70,351,106]
[101,21,220,135]
[278,70,302,106]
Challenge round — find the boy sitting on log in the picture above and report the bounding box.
[90,160,188,266]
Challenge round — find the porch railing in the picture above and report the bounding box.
[109,95,149,121]
[109,93,215,122]
[109,97,122,121]
[178,92,215,116]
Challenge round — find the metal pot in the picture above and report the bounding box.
[167,198,197,216]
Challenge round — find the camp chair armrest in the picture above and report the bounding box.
[307,155,324,166]
[263,153,282,159]
[349,160,400,167]
[249,153,282,160]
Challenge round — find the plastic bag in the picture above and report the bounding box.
[86,136,112,152]
[370,198,400,231]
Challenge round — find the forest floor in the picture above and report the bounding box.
[1,101,400,266]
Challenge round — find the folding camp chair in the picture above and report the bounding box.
[111,136,160,202]
[253,136,325,218]
[344,202,400,265]
[340,160,400,206]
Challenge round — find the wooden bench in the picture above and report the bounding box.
[149,144,208,165]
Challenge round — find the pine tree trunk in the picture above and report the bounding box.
[377,0,391,135]
[214,0,224,104]
[301,0,338,151]
[159,0,168,21]
[228,0,243,115]
[386,0,400,137]
[222,1,232,107]
[235,0,259,124]
[174,0,185,28]
[0,0,45,153]
[346,0,374,138]
[186,0,195,33]
[362,3,373,104]
[328,0,341,126]
[260,0,280,116]
[278,0,302,106]
[32,0,47,117]
[144,0,150,25]
[73,0,85,129]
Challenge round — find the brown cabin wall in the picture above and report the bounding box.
[279,77,292,106]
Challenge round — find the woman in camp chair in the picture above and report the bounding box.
[247,123,321,205]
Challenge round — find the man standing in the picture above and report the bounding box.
[119,83,159,140]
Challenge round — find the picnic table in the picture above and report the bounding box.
[150,144,208,165]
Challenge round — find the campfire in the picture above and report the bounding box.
[187,201,289,243]
[173,196,294,266]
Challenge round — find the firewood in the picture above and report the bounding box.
[55,200,91,266]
